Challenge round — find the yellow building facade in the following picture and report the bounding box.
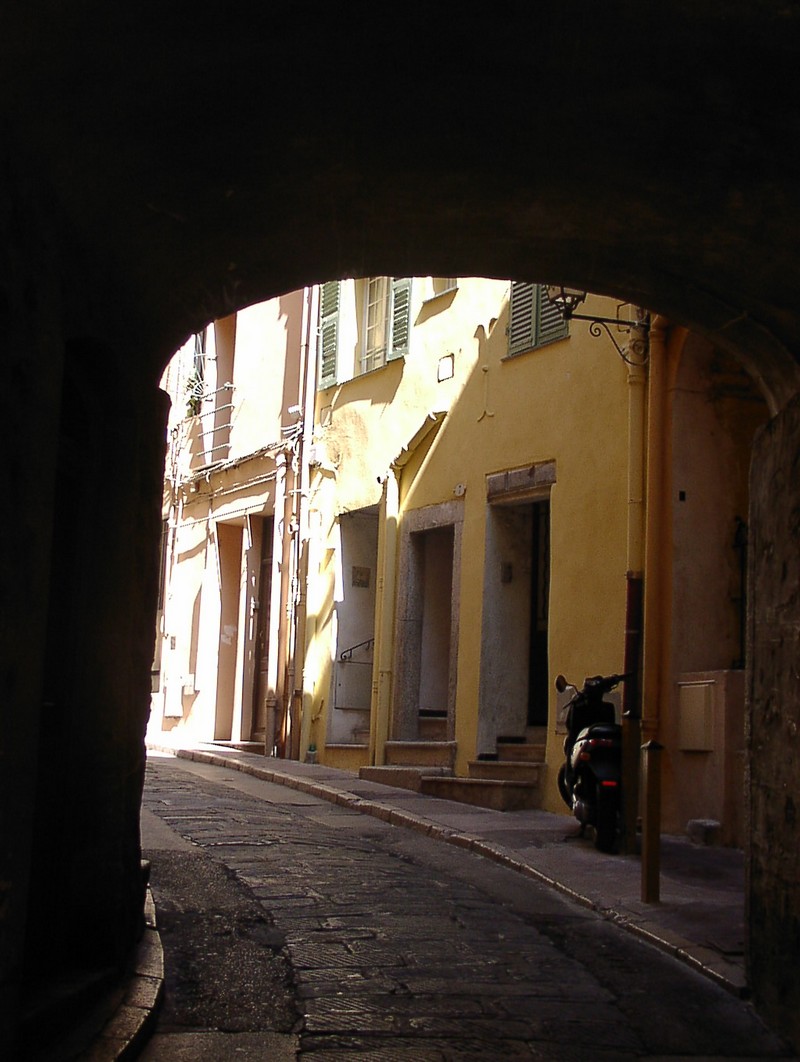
[308,277,632,815]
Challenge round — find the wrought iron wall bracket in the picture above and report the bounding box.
[565,312,650,365]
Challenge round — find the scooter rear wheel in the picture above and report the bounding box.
[557,764,572,808]
[594,785,618,853]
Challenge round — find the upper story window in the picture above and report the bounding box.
[185,329,208,415]
[507,282,568,357]
[363,276,390,374]
[427,277,458,300]
[318,277,412,388]
[193,329,207,383]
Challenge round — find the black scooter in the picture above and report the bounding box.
[556,673,626,852]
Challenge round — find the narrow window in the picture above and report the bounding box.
[362,276,390,373]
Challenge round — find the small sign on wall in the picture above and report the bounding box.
[352,566,371,588]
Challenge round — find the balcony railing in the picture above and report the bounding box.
[187,383,234,467]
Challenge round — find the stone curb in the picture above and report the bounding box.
[80,889,164,1061]
[169,746,748,999]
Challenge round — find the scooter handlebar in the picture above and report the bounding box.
[583,672,631,696]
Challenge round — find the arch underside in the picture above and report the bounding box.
[3,5,800,399]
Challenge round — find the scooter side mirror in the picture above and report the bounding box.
[555,674,568,694]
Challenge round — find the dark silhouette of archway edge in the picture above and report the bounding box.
[3,3,800,1052]
[4,4,800,396]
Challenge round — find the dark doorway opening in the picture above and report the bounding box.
[528,499,550,726]
[252,516,274,742]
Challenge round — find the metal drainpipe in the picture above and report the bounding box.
[637,316,680,889]
[621,311,648,852]
[274,447,296,758]
[371,469,400,766]
[641,315,672,741]
[281,451,299,760]
[266,448,290,756]
[287,285,319,761]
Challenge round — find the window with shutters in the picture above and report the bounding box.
[506,282,568,357]
[362,276,390,374]
[193,329,207,383]
[317,277,412,387]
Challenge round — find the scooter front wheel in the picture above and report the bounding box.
[594,784,618,853]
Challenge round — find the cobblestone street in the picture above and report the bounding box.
[140,755,792,1060]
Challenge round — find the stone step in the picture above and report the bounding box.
[418,716,448,741]
[385,740,457,768]
[211,740,266,755]
[358,765,453,792]
[468,759,543,783]
[419,776,541,812]
[495,741,546,763]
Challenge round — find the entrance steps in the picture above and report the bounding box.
[384,740,457,768]
[418,715,448,741]
[211,740,266,755]
[358,764,453,792]
[419,730,547,810]
[496,729,546,762]
[360,731,546,811]
[419,775,541,811]
[358,739,456,792]
[468,759,542,783]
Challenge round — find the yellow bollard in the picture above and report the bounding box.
[641,740,664,903]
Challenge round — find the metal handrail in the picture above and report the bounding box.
[339,637,375,662]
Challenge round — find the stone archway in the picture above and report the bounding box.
[4,4,800,1051]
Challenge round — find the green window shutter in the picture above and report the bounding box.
[535,283,569,346]
[508,281,568,356]
[388,277,412,361]
[318,280,340,387]
[508,281,535,355]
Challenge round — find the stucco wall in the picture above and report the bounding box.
[314,279,630,799]
[747,395,800,1049]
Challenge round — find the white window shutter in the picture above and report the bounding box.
[388,277,412,361]
[319,280,340,387]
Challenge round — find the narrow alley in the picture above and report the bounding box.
[140,754,791,1060]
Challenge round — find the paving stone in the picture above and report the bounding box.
[142,758,792,1060]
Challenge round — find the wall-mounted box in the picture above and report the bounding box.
[677,680,714,751]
